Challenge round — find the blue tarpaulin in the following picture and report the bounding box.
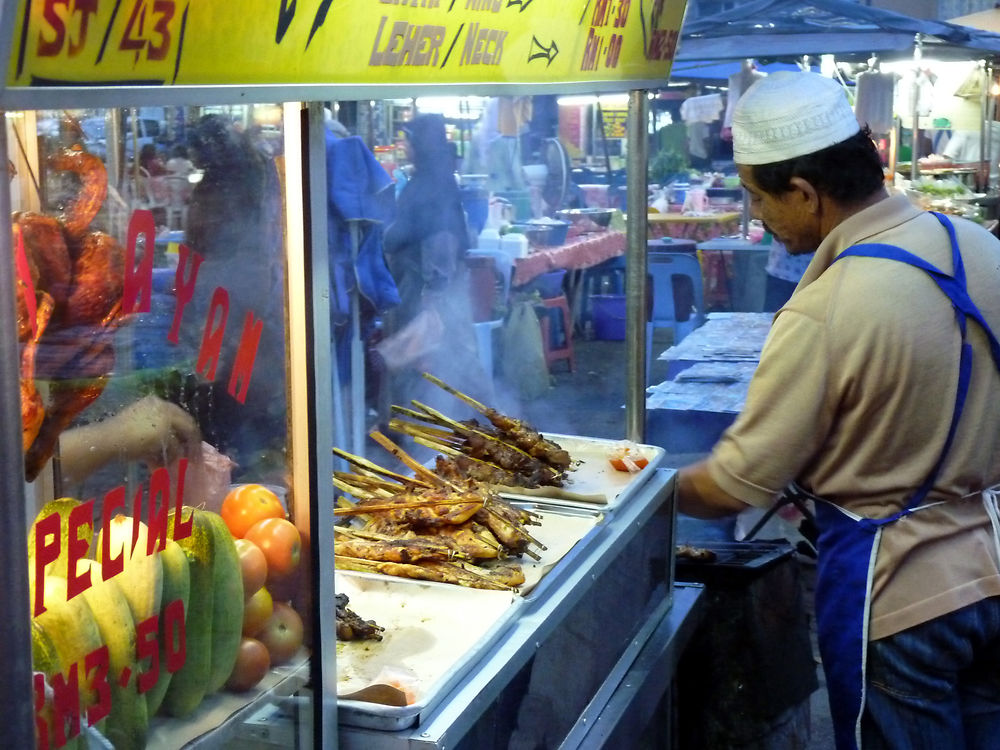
[669,59,815,82]
[677,0,1000,63]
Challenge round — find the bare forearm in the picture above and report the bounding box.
[677,459,751,518]
[58,421,119,484]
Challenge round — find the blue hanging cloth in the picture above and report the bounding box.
[325,129,401,319]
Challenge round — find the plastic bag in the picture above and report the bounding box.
[500,300,550,400]
[172,441,236,513]
[374,305,445,372]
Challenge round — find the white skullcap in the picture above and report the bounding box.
[732,71,860,165]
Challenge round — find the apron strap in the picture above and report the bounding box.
[983,489,1000,573]
[832,212,1000,522]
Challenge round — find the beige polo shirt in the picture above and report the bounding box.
[706,194,1000,640]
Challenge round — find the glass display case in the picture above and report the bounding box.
[5,99,321,748]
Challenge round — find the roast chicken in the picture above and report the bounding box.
[15,143,127,480]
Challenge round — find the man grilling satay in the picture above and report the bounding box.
[675,71,1000,750]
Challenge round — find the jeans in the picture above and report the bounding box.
[861,596,1000,749]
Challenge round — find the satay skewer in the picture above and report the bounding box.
[369,430,462,491]
[411,400,562,479]
[391,404,451,427]
[333,445,433,488]
[335,555,512,590]
[335,471,406,494]
[334,496,484,516]
[389,412,457,440]
[334,476,394,501]
[422,372,572,469]
[388,418,464,449]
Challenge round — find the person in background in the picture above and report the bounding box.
[381,113,491,416]
[180,114,288,478]
[676,72,1000,749]
[762,236,814,312]
[139,143,167,176]
[165,144,196,177]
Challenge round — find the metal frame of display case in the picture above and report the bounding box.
[0,4,690,748]
[0,95,338,750]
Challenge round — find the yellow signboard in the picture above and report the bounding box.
[7,0,685,90]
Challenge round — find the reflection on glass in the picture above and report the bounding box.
[13,104,307,749]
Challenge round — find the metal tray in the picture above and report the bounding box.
[674,540,795,586]
[496,433,665,510]
[335,505,604,731]
[336,572,521,730]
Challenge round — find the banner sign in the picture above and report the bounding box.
[7,0,686,90]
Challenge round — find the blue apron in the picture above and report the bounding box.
[810,212,1000,749]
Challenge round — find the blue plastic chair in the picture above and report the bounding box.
[646,252,706,383]
[580,255,626,331]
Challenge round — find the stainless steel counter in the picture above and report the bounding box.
[337,468,706,750]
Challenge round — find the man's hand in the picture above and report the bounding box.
[112,395,202,467]
[677,459,751,519]
[59,396,202,483]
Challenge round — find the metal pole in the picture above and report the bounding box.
[990,62,996,193]
[625,90,649,443]
[348,222,365,456]
[0,117,36,749]
[910,35,922,182]
[302,100,339,747]
[980,60,991,193]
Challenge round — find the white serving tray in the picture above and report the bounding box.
[334,505,604,730]
[335,572,519,730]
[494,433,665,510]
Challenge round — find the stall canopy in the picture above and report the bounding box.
[669,59,813,82]
[677,0,1000,63]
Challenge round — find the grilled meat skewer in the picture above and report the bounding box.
[423,372,572,469]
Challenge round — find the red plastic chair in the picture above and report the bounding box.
[538,295,575,372]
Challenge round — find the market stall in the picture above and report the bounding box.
[677,0,1000,190]
[0,2,698,749]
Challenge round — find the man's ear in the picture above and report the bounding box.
[788,176,821,215]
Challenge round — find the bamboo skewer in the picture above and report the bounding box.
[388,415,456,442]
[333,445,432,488]
[369,430,463,491]
[421,373,571,470]
[391,404,450,426]
[333,476,394,500]
[334,496,483,516]
[335,471,405,494]
[334,555,512,591]
[422,372,490,413]
[411,400,562,479]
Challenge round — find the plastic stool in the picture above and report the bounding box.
[537,295,575,372]
[581,255,626,330]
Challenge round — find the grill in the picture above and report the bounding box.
[675,540,795,586]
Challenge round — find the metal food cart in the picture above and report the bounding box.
[0,1,702,747]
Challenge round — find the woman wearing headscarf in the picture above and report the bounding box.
[381,113,492,416]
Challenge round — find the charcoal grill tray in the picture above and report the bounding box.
[675,540,795,586]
